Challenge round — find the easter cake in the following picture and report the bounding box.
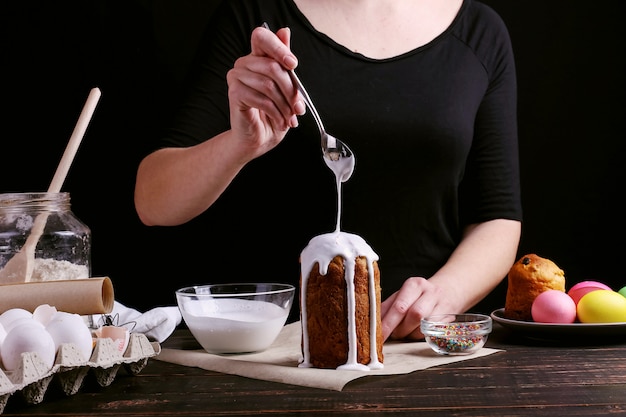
[504,254,565,321]
[299,232,384,370]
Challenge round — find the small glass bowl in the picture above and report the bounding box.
[421,313,492,355]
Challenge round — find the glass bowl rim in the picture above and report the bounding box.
[421,313,492,325]
[175,283,295,298]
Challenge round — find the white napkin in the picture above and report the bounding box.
[91,301,182,343]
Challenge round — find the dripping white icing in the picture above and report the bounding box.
[299,231,383,371]
[328,143,354,232]
[299,138,381,370]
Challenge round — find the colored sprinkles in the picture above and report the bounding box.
[421,314,492,355]
[426,323,486,354]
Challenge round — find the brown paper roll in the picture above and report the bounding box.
[0,277,114,315]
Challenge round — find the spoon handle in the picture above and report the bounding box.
[287,70,326,136]
[49,87,101,193]
[261,23,326,140]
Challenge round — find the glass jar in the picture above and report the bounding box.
[0,192,91,283]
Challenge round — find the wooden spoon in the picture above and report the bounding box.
[0,87,101,284]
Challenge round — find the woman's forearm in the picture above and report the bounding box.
[134,130,248,226]
[429,218,521,311]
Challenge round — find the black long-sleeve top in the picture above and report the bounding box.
[152,0,522,298]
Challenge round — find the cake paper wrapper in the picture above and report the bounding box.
[0,277,114,315]
[156,321,503,391]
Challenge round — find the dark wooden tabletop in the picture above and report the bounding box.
[2,323,625,416]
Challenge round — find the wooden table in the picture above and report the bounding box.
[3,323,625,416]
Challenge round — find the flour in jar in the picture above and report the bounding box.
[30,258,89,281]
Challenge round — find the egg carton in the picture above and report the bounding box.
[0,333,160,413]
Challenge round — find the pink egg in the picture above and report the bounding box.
[531,290,577,323]
[568,281,612,305]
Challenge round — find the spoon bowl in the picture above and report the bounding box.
[321,133,355,183]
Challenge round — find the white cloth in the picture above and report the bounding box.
[92,301,182,343]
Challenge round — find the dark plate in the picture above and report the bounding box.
[490,308,626,340]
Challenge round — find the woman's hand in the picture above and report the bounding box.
[226,26,305,162]
[135,26,306,227]
[380,219,521,342]
[380,277,456,341]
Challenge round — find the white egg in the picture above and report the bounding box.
[0,322,7,346]
[1,322,56,371]
[45,312,94,362]
[0,308,33,331]
[3,316,45,334]
[0,323,7,367]
[33,304,58,326]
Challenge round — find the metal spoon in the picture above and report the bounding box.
[288,70,355,183]
[261,23,355,182]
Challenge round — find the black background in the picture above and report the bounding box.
[2,1,624,313]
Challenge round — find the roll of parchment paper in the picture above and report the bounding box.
[0,277,114,315]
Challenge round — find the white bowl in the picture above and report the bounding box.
[175,283,295,354]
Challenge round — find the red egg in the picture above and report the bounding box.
[567,281,612,305]
[531,290,577,323]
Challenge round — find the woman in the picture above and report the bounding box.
[134,0,522,341]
